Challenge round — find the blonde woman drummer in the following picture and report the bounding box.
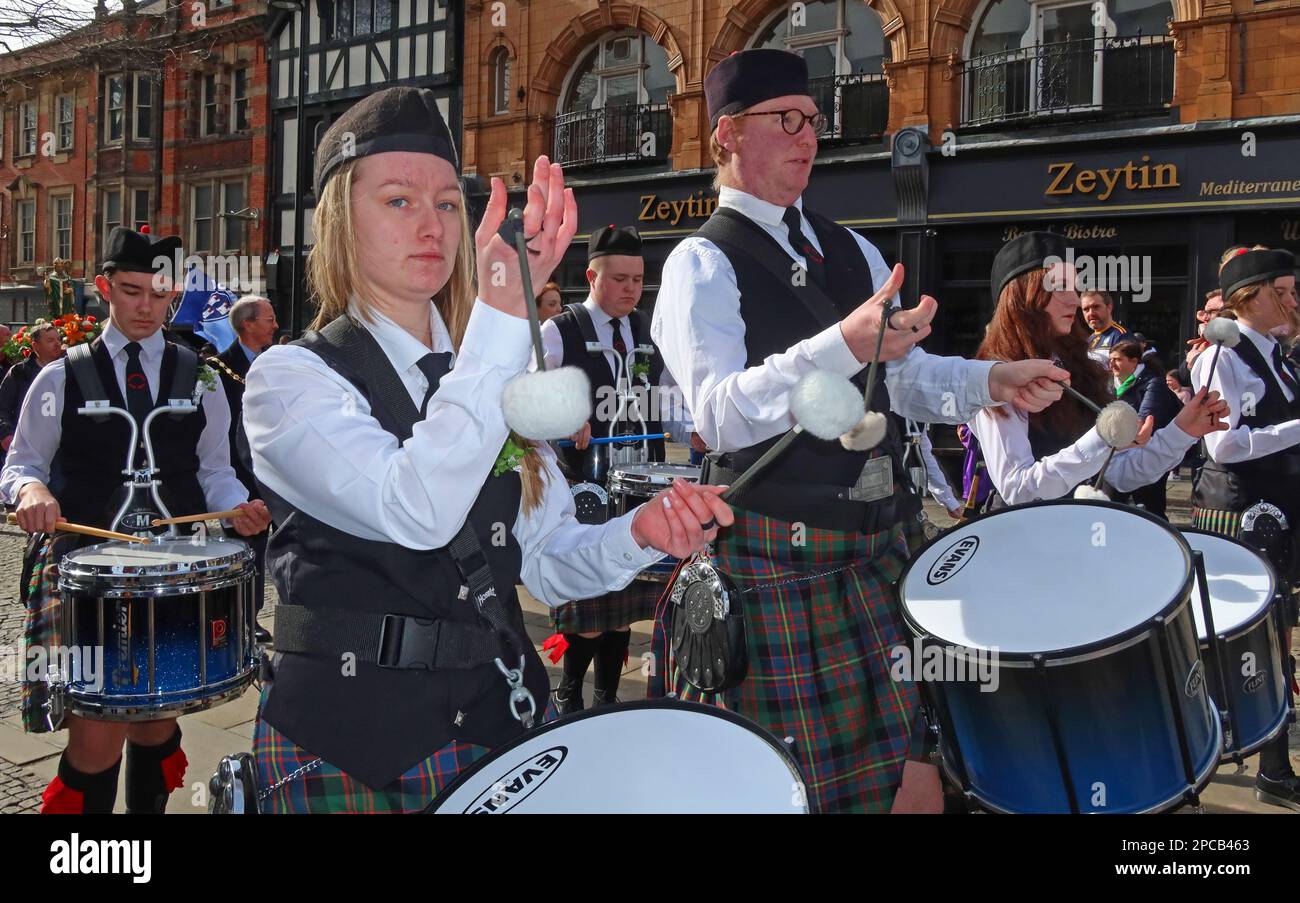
[240,87,731,813]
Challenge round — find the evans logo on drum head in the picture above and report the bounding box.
[1184,660,1205,699]
[927,537,980,585]
[463,746,567,814]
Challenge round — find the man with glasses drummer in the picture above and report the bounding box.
[0,227,270,814]
[649,48,1068,813]
[538,226,691,712]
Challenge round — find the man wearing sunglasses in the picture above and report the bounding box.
[649,48,1067,815]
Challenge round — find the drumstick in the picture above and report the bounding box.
[1056,380,1103,416]
[151,509,245,527]
[555,433,669,447]
[6,513,149,545]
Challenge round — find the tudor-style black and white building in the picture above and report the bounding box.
[267,0,461,333]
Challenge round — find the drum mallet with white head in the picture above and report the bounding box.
[721,370,864,502]
[1073,401,1141,500]
[498,208,592,441]
[839,296,895,452]
[1201,317,1241,389]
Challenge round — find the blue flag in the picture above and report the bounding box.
[173,266,238,353]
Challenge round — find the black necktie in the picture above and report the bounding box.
[416,351,453,416]
[1271,343,1299,397]
[782,206,826,290]
[123,342,153,425]
[609,318,627,358]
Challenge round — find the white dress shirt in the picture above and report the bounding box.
[651,186,998,453]
[969,406,1196,506]
[540,294,693,442]
[911,426,960,510]
[1191,323,1300,463]
[241,298,664,608]
[0,323,248,512]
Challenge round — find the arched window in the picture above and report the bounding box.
[750,0,890,142]
[490,47,511,116]
[554,32,674,167]
[963,0,1174,126]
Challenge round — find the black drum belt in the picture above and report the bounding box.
[704,461,899,534]
[273,604,508,671]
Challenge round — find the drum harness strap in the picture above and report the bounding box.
[66,340,201,421]
[268,317,537,729]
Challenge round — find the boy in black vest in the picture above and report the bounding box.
[1,227,270,813]
[539,226,688,710]
[649,48,1068,812]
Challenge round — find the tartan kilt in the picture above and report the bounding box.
[252,690,560,813]
[550,579,665,634]
[649,507,919,814]
[19,533,76,734]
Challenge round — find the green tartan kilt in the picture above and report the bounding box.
[652,507,920,814]
[18,534,76,734]
[549,579,665,634]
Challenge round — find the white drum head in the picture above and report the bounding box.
[431,702,807,814]
[902,502,1190,654]
[1182,531,1275,638]
[67,537,251,572]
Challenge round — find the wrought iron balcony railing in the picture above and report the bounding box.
[808,72,889,143]
[959,33,1174,128]
[550,102,673,168]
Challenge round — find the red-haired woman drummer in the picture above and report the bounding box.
[1191,245,1300,810]
[969,232,1229,506]
[240,88,731,813]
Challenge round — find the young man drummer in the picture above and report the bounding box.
[538,226,690,711]
[1191,246,1300,810]
[0,227,271,814]
[650,48,1069,813]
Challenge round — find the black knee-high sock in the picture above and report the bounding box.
[1258,730,1294,780]
[44,753,121,814]
[561,634,599,683]
[592,629,631,704]
[125,726,184,814]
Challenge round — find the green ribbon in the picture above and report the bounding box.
[1114,373,1137,397]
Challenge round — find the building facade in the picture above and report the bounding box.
[461,0,1300,365]
[266,0,463,334]
[0,0,271,324]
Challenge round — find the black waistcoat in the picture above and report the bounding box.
[551,304,665,474]
[258,325,549,790]
[55,338,207,528]
[1193,337,1300,523]
[694,207,908,503]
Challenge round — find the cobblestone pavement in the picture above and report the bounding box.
[0,527,45,813]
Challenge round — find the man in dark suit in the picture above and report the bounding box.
[1110,340,1181,518]
[0,323,65,452]
[208,295,278,641]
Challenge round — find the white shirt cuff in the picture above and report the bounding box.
[971,360,1001,408]
[609,511,668,570]
[463,299,533,371]
[809,323,864,377]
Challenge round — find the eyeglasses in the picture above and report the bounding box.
[731,108,829,137]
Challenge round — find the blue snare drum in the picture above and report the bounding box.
[900,501,1222,814]
[1183,529,1291,763]
[608,463,700,582]
[58,538,257,720]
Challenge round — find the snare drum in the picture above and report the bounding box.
[58,538,257,720]
[1183,529,1291,762]
[427,700,808,814]
[900,501,1222,814]
[608,463,701,582]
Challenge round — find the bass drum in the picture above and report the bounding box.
[900,500,1222,814]
[426,700,809,814]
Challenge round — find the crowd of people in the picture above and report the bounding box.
[0,47,1295,815]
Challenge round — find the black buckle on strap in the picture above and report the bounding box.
[377,614,442,670]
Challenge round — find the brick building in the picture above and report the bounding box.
[462,0,1300,361]
[0,0,271,324]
